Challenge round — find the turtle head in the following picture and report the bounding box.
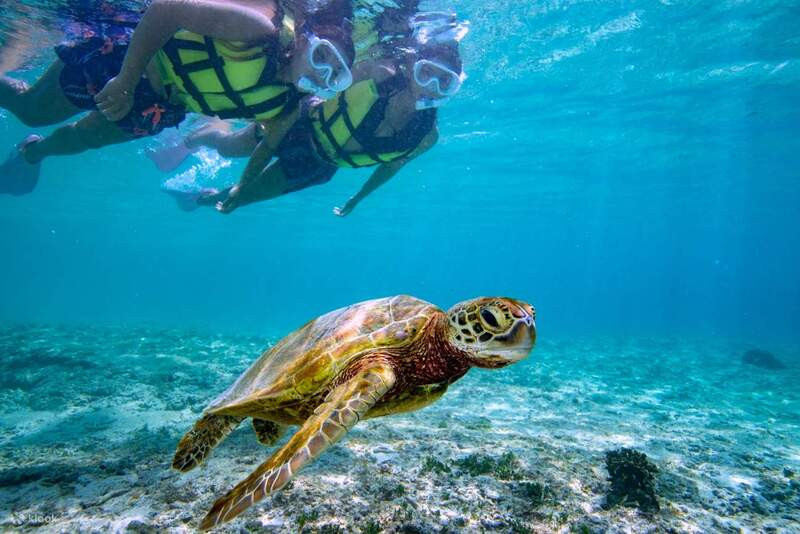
[445,297,536,368]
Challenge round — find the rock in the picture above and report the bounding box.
[603,448,660,513]
[480,516,505,529]
[445,514,467,528]
[483,488,500,500]
[377,481,406,501]
[0,466,47,487]
[742,349,786,370]
[570,516,607,534]
[125,519,159,534]
[394,522,433,534]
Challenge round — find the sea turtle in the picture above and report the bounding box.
[173,295,536,529]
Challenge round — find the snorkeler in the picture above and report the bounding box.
[145,0,425,174]
[0,0,355,195]
[162,12,467,217]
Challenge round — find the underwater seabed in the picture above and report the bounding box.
[0,325,798,533]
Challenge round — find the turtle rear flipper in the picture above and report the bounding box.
[252,419,287,445]
[199,362,397,530]
[172,414,244,472]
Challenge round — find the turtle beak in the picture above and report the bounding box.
[514,302,536,346]
[506,318,536,356]
[471,315,536,368]
[503,305,536,360]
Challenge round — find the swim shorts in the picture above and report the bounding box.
[275,119,338,192]
[55,37,186,137]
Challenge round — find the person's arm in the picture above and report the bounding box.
[214,108,300,213]
[333,127,438,217]
[95,0,277,120]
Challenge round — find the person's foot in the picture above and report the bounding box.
[145,117,233,173]
[145,140,196,173]
[0,134,43,196]
[161,183,219,212]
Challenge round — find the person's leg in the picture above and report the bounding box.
[187,122,258,158]
[0,60,83,127]
[192,161,290,213]
[23,111,131,164]
[207,145,339,212]
[221,161,291,211]
[184,117,233,148]
[146,119,252,172]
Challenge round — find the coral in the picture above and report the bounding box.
[515,481,552,507]
[420,456,451,475]
[378,481,406,500]
[508,518,532,533]
[297,509,319,529]
[454,453,495,476]
[125,520,159,534]
[360,519,382,534]
[395,523,433,534]
[494,452,524,481]
[604,448,660,513]
[454,451,523,480]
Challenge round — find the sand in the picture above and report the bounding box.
[1,324,798,533]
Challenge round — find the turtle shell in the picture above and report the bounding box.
[206,295,440,415]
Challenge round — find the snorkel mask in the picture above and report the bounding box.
[297,33,353,100]
[413,59,466,110]
[408,11,469,110]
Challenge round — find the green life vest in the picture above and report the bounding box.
[310,77,437,168]
[156,30,294,120]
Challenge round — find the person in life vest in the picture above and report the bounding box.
[0,0,355,196]
[154,10,467,215]
[145,0,424,174]
[167,14,467,217]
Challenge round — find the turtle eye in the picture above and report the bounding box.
[480,309,500,328]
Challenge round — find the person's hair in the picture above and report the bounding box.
[376,1,420,29]
[416,42,463,73]
[297,0,356,66]
[308,24,356,66]
[303,0,353,26]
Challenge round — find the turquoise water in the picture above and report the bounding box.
[1,1,799,532]
[1,0,797,339]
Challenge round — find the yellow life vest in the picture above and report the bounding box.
[155,30,294,120]
[310,78,436,168]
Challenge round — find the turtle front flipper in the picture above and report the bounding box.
[199,362,397,530]
[252,419,287,446]
[172,414,244,472]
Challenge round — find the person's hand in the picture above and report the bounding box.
[333,197,357,217]
[94,75,136,121]
[216,185,241,214]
